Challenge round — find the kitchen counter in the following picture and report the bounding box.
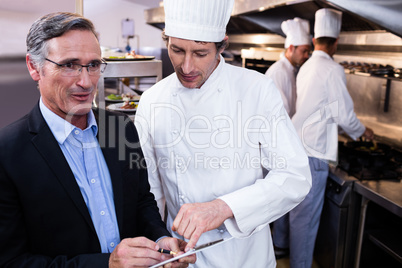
[353,179,402,267]
[354,180,402,217]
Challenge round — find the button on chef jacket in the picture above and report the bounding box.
[265,55,297,118]
[292,50,365,161]
[135,55,312,268]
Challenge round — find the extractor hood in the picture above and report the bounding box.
[145,0,402,38]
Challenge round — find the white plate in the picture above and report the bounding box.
[107,102,137,112]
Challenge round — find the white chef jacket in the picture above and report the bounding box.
[135,55,312,268]
[292,50,365,161]
[265,56,297,118]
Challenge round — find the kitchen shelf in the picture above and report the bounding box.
[368,230,402,264]
[345,71,402,81]
[96,59,162,109]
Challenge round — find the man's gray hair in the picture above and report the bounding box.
[26,12,98,68]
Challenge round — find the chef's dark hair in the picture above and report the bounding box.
[26,12,98,68]
[314,37,337,47]
[161,30,229,53]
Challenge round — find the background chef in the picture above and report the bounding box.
[265,17,311,118]
[290,8,374,268]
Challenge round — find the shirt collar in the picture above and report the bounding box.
[39,98,98,144]
[282,56,295,71]
[199,54,225,89]
[312,50,332,60]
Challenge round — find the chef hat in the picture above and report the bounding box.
[281,17,311,48]
[314,8,342,38]
[164,0,234,42]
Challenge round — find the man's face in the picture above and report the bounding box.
[29,30,101,121]
[289,44,311,67]
[167,37,221,89]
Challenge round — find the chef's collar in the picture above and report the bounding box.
[282,55,296,71]
[39,97,98,144]
[199,54,225,89]
[312,50,332,60]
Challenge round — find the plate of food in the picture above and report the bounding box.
[105,93,140,102]
[107,101,138,112]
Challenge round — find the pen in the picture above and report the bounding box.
[158,248,177,255]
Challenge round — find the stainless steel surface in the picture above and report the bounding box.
[341,72,402,148]
[230,34,284,47]
[145,0,402,54]
[354,197,370,268]
[314,165,359,268]
[232,0,311,15]
[96,60,162,109]
[354,180,402,217]
[327,0,402,37]
[232,0,402,37]
[144,6,165,27]
[353,180,402,267]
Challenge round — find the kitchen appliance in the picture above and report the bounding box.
[338,141,402,182]
[315,138,402,268]
[314,167,359,268]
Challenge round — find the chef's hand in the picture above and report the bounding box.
[362,127,374,141]
[172,199,233,252]
[109,237,166,268]
[157,237,196,267]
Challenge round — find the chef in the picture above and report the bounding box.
[290,8,374,268]
[134,0,312,267]
[265,17,311,118]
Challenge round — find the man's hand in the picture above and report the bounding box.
[172,199,233,251]
[362,127,374,141]
[109,237,166,268]
[157,237,196,267]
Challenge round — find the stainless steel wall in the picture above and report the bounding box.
[333,52,402,147]
[345,73,402,147]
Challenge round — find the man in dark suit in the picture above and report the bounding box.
[0,12,195,268]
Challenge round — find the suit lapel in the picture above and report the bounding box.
[28,104,97,236]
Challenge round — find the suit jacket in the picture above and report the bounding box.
[0,103,171,267]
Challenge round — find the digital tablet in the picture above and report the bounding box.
[149,237,233,268]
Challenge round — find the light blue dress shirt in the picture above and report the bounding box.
[39,99,120,253]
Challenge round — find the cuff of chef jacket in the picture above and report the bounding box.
[218,197,269,238]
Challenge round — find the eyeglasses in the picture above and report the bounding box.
[45,58,107,77]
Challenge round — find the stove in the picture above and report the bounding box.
[337,141,402,181]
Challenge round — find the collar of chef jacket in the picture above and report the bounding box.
[312,50,332,61]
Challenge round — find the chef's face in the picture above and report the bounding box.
[27,29,101,124]
[167,37,222,89]
[290,44,311,67]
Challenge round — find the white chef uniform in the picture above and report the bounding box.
[265,17,310,118]
[292,51,365,161]
[265,56,297,117]
[286,8,365,268]
[135,55,312,267]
